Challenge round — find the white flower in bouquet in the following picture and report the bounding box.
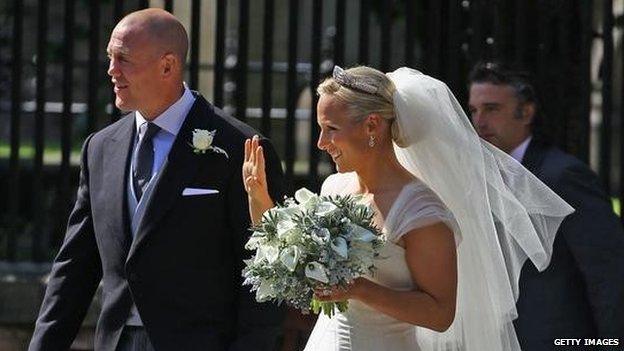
[330,237,348,259]
[305,262,329,283]
[242,188,384,317]
[279,246,300,272]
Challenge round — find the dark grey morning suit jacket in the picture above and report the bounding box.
[29,94,285,351]
[514,139,624,350]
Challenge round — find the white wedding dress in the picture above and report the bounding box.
[301,67,573,350]
[304,172,460,351]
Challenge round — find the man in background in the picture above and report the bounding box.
[468,61,624,350]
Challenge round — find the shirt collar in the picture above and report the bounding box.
[510,135,533,162]
[135,83,196,137]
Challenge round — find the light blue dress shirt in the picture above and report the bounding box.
[125,84,196,326]
[510,135,532,163]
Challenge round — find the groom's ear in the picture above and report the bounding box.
[161,53,177,77]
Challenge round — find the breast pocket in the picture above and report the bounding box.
[178,187,225,221]
[181,187,220,196]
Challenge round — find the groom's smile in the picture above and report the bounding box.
[106,21,172,120]
[112,81,128,93]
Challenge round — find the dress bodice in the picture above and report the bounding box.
[304,172,458,351]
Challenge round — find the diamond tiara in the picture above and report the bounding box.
[332,66,379,95]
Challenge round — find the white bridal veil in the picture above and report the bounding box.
[386,68,574,350]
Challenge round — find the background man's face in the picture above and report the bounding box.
[468,82,532,154]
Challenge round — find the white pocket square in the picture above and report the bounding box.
[182,187,219,196]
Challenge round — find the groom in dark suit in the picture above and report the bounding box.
[468,62,624,350]
[28,8,284,351]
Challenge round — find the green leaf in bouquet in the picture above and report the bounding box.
[310,298,350,318]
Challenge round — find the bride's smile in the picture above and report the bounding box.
[316,94,373,173]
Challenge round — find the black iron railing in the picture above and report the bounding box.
[1,0,622,262]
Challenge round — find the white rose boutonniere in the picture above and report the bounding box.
[190,129,229,158]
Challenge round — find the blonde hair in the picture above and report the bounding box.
[317,66,409,146]
[318,66,395,120]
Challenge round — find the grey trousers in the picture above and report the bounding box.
[115,326,156,351]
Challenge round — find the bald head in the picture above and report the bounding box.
[115,8,188,68]
[107,8,190,119]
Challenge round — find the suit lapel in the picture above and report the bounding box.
[521,139,547,175]
[103,116,136,250]
[127,96,215,263]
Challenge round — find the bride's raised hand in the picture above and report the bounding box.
[243,135,269,198]
[243,135,274,224]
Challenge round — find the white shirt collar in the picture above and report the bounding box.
[510,135,533,163]
[135,83,196,137]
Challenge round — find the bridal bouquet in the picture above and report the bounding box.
[242,188,384,317]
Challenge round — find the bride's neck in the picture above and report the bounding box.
[355,149,413,194]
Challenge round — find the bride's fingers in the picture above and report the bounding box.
[249,140,256,166]
[244,135,268,193]
[255,146,266,182]
[246,179,266,197]
[313,286,333,296]
[313,292,335,302]
[244,175,261,192]
[252,135,260,154]
[244,138,251,163]
[244,175,254,190]
[313,285,350,302]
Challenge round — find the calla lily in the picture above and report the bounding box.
[254,246,266,263]
[256,280,275,302]
[331,237,349,259]
[245,232,265,250]
[265,245,280,264]
[256,244,280,264]
[294,188,320,210]
[294,187,317,203]
[277,220,300,240]
[275,206,302,219]
[305,262,329,283]
[350,224,377,242]
[280,246,300,272]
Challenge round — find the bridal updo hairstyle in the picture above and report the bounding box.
[317,66,409,147]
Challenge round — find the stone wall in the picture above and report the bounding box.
[0,262,100,351]
[0,262,319,351]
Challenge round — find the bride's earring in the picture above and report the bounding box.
[368,135,375,148]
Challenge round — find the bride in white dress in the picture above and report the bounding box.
[242,66,573,350]
[307,172,460,351]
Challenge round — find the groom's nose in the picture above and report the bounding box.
[108,58,120,77]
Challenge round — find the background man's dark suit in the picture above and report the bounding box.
[28,94,284,351]
[514,139,624,350]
